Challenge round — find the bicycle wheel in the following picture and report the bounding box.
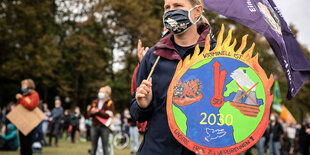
[113,133,129,150]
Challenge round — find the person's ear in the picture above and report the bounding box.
[195,5,203,20]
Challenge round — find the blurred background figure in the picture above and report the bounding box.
[31,100,46,152]
[0,124,19,151]
[3,102,15,135]
[63,109,71,141]
[267,113,283,155]
[255,130,268,155]
[280,121,296,155]
[48,99,63,147]
[88,86,114,155]
[122,108,130,138]
[79,114,86,142]
[299,115,310,155]
[42,103,51,138]
[112,113,121,135]
[126,109,138,154]
[70,106,81,143]
[85,105,92,142]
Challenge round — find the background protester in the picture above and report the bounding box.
[0,124,19,151]
[63,109,71,141]
[85,105,92,141]
[126,110,139,154]
[88,86,114,155]
[255,130,268,155]
[70,106,81,143]
[32,100,47,147]
[79,115,87,141]
[281,121,296,155]
[112,113,122,135]
[48,99,63,147]
[16,79,40,155]
[3,102,15,134]
[299,116,310,155]
[268,113,283,155]
[42,103,51,138]
[122,108,130,137]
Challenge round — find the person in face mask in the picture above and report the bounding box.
[130,0,217,154]
[15,79,40,155]
[87,86,114,155]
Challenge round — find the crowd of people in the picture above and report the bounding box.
[0,82,143,155]
[0,0,310,155]
[0,100,309,155]
[250,113,310,155]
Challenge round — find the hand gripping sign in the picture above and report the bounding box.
[166,25,274,154]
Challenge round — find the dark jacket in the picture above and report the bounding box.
[268,121,283,142]
[299,122,310,143]
[70,113,81,127]
[87,99,114,127]
[51,107,63,123]
[63,114,71,129]
[130,23,216,155]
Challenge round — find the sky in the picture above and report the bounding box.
[274,0,310,49]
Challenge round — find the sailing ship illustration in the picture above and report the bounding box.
[229,69,260,117]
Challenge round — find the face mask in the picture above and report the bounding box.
[270,116,275,121]
[163,5,201,35]
[98,92,105,99]
[21,87,29,94]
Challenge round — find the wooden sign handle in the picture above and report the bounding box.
[147,56,160,81]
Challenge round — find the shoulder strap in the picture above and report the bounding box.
[107,100,112,107]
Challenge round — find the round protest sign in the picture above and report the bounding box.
[167,25,274,154]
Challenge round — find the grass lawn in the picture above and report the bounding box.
[1,138,131,155]
[1,137,302,155]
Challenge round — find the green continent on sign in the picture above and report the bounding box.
[220,67,266,143]
[172,104,187,135]
[190,58,213,69]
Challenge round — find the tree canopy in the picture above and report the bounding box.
[0,0,309,120]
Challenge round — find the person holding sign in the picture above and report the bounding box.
[15,79,40,155]
[130,0,216,154]
[88,86,114,155]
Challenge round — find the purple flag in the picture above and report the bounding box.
[204,0,310,99]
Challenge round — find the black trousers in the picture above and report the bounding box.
[90,125,110,155]
[71,125,79,143]
[19,130,33,155]
[49,122,60,145]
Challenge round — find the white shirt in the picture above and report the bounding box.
[98,101,104,110]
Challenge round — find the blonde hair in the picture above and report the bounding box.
[189,0,210,25]
[21,79,36,90]
[100,86,112,98]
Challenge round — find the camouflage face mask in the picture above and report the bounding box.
[163,5,201,35]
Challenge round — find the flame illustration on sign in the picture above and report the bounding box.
[173,79,203,107]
